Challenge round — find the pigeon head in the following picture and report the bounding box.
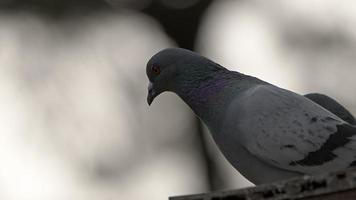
[146,48,225,105]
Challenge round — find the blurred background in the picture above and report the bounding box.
[1,0,356,199]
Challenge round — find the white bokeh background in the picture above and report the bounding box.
[1,0,356,199]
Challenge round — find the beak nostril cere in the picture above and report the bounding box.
[148,82,153,92]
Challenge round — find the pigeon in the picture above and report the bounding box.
[146,48,356,184]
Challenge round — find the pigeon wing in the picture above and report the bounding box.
[232,85,356,174]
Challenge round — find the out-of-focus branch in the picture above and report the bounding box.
[194,117,218,191]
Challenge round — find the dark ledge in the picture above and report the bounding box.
[170,167,356,200]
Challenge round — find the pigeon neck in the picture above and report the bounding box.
[174,70,246,129]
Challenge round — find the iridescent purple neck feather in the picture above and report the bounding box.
[173,69,258,129]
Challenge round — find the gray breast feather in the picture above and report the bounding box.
[232,85,356,174]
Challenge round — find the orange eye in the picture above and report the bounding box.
[152,66,161,75]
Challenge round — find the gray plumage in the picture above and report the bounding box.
[146,48,356,184]
[305,93,356,125]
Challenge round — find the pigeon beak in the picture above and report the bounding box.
[147,82,156,106]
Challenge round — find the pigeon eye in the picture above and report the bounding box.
[152,66,161,75]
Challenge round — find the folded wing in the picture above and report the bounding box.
[238,85,356,174]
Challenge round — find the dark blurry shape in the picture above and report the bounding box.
[0,0,13,5]
[143,0,212,50]
[194,119,222,190]
[0,0,110,16]
[159,0,200,9]
[105,0,152,10]
[305,93,356,125]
